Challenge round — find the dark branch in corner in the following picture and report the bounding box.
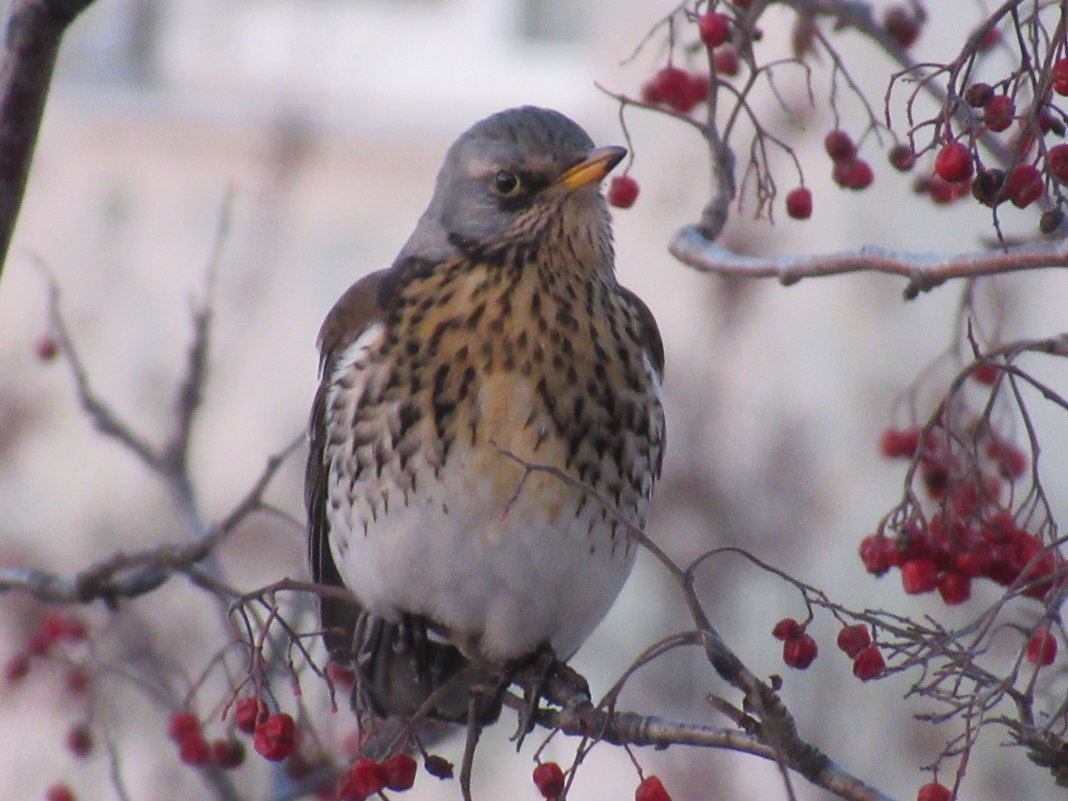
[0,0,99,281]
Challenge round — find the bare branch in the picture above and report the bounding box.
[669,225,1068,298]
[504,690,897,801]
[0,435,302,605]
[43,272,167,473]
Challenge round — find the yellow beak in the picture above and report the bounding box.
[555,146,627,192]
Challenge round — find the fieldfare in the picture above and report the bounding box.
[305,106,666,723]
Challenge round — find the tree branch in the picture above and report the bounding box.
[504,692,897,801]
[0,435,302,606]
[670,225,1068,299]
[0,0,98,281]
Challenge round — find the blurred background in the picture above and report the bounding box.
[1,0,1067,799]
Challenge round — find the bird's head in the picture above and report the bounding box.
[396,106,625,273]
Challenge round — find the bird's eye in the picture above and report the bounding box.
[491,170,522,197]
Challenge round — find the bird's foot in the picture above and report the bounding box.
[508,645,591,750]
[459,673,510,801]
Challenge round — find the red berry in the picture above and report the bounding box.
[917,781,951,801]
[987,439,1028,479]
[878,426,921,459]
[964,82,994,108]
[533,762,566,799]
[859,535,891,576]
[1054,59,1068,96]
[1005,164,1044,208]
[66,667,90,693]
[608,175,640,209]
[26,631,54,656]
[1026,628,1057,666]
[884,5,921,49]
[782,186,812,220]
[66,722,93,757]
[39,611,68,643]
[698,12,730,49]
[713,45,740,76]
[382,752,418,791]
[1048,144,1068,183]
[35,335,59,361]
[782,633,818,669]
[635,775,673,801]
[772,618,802,641]
[836,625,872,657]
[234,697,268,734]
[338,758,388,801]
[647,66,689,110]
[641,80,665,105]
[977,27,1000,51]
[900,559,938,594]
[837,160,871,191]
[888,144,915,172]
[326,661,356,688]
[669,72,709,113]
[984,95,1015,132]
[5,653,30,683]
[852,646,886,681]
[823,130,856,162]
[253,713,297,762]
[179,734,211,767]
[924,174,970,204]
[1036,109,1063,135]
[937,572,971,605]
[168,711,201,742]
[971,362,998,384]
[45,784,76,801]
[212,739,246,769]
[934,142,974,183]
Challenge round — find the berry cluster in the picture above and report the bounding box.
[614,9,746,211]
[5,610,88,679]
[337,753,417,801]
[168,710,247,769]
[865,419,1060,605]
[903,61,1068,227]
[4,611,97,772]
[836,624,886,681]
[825,130,875,191]
[771,618,887,679]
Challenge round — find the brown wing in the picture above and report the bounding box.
[306,269,389,659]
[617,284,664,380]
[305,268,476,720]
[618,285,666,478]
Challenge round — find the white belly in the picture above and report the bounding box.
[326,366,641,662]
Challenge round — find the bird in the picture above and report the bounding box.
[305,106,666,726]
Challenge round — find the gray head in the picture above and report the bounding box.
[396,106,625,268]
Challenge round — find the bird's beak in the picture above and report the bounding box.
[555,146,627,192]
